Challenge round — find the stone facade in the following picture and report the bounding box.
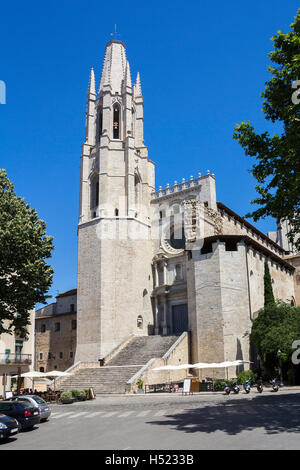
[0,310,35,398]
[76,40,155,362]
[35,289,77,372]
[38,39,299,384]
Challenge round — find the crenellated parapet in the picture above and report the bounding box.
[151,171,215,200]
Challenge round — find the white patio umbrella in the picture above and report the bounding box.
[153,364,194,371]
[191,363,223,383]
[192,360,252,381]
[43,370,70,391]
[11,370,46,392]
[152,363,195,386]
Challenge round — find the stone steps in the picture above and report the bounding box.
[107,335,179,366]
[60,366,141,394]
[60,335,180,394]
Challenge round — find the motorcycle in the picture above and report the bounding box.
[270,378,279,392]
[224,382,231,395]
[232,380,240,394]
[256,380,263,393]
[243,380,251,394]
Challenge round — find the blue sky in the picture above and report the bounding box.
[0,1,298,305]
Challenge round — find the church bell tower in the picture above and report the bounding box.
[76,40,155,362]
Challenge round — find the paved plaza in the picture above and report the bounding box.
[1,390,300,450]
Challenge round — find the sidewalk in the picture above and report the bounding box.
[93,385,300,398]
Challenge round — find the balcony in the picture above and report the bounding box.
[0,353,32,365]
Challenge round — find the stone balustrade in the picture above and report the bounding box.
[151,171,214,199]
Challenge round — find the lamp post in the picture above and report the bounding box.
[277,350,284,387]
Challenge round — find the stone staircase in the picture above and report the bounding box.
[59,366,142,394]
[107,335,179,366]
[59,335,179,394]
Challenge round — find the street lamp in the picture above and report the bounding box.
[277,349,284,387]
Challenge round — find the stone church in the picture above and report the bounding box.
[37,39,298,391]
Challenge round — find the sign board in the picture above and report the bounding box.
[5,391,13,399]
[183,378,191,394]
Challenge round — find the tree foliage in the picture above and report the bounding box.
[0,170,54,337]
[233,10,300,250]
[251,302,300,370]
[264,260,275,307]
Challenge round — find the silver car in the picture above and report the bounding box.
[9,395,51,422]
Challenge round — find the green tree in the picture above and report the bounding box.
[233,10,300,251]
[0,170,54,337]
[264,260,275,307]
[250,302,300,375]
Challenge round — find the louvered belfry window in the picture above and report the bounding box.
[113,104,120,139]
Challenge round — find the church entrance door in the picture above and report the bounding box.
[171,304,188,335]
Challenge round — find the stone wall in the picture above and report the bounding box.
[130,333,190,390]
[76,217,154,362]
[284,254,300,306]
[187,241,225,371]
[0,310,35,396]
[218,204,285,258]
[186,236,296,380]
[35,312,77,372]
[246,247,295,317]
[219,242,252,378]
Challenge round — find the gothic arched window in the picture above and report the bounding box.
[131,107,135,137]
[97,108,103,141]
[113,104,120,139]
[90,176,99,210]
[134,171,141,213]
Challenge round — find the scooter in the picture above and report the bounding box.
[270,378,279,392]
[232,380,240,394]
[256,380,263,393]
[243,380,251,394]
[224,382,231,395]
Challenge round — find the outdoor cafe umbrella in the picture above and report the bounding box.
[152,364,195,384]
[192,360,252,381]
[43,370,70,391]
[12,370,46,392]
[153,360,252,384]
[153,364,194,371]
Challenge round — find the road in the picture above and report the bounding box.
[1,390,300,450]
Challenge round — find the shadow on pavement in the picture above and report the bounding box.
[148,393,300,436]
[0,437,18,445]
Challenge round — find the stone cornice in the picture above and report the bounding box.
[193,235,295,272]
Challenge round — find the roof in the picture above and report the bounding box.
[217,202,288,255]
[198,235,295,272]
[56,288,77,298]
[99,39,128,94]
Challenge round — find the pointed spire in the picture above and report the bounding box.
[88,68,96,99]
[125,60,132,88]
[99,46,110,92]
[85,68,96,145]
[98,41,127,94]
[135,72,142,97]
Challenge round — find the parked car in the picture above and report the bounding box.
[0,401,40,430]
[8,395,51,422]
[0,413,20,441]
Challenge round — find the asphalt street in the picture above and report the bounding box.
[1,390,300,450]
